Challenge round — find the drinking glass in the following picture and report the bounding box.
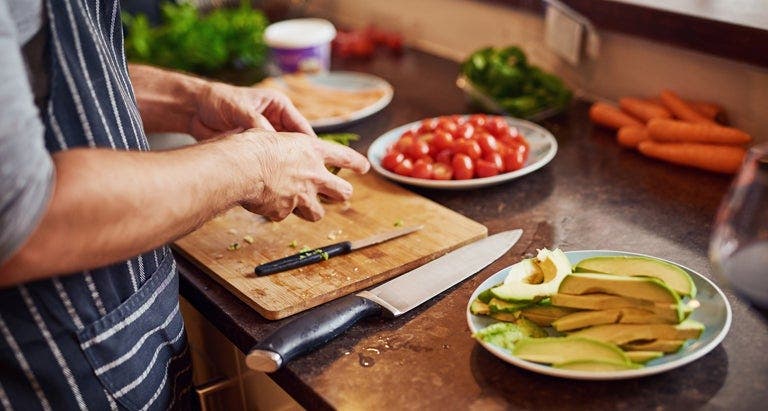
[709,142,768,310]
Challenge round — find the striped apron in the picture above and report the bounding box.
[0,1,193,410]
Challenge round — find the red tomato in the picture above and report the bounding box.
[476,159,500,178]
[503,145,527,172]
[454,123,475,139]
[407,139,430,159]
[476,132,499,154]
[411,159,434,179]
[381,150,405,171]
[394,158,414,176]
[400,128,417,140]
[484,116,506,136]
[483,152,504,172]
[435,148,453,164]
[432,162,453,180]
[452,153,474,180]
[418,118,439,133]
[449,114,465,125]
[394,135,414,153]
[455,139,482,160]
[432,130,454,151]
[468,114,487,128]
[436,118,458,134]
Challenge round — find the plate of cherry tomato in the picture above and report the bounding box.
[367,114,557,189]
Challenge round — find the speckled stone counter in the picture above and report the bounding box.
[177,48,768,410]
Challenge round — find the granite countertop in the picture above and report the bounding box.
[177,48,768,410]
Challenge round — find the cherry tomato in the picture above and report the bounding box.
[436,118,458,134]
[503,145,527,172]
[468,114,487,128]
[418,118,439,133]
[455,123,475,139]
[407,139,430,159]
[452,153,474,180]
[394,135,414,153]
[394,158,414,176]
[400,128,417,140]
[435,148,453,164]
[449,115,466,125]
[476,159,500,178]
[484,116,508,137]
[381,150,405,171]
[455,139,482,160]
[476,132,499,155]
[432,162,453,180]
[483,151,504,172]
[432,130,454,151]
[411,159,434,179]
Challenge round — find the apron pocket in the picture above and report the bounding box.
[76,255,191,411]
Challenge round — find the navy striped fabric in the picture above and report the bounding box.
[0,1,193,410]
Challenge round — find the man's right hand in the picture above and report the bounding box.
[230,129,370,222]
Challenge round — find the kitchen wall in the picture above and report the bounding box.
[305,0,768,142]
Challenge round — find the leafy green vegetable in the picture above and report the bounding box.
[318,133,360,146]
[123,1,268,74]
[461,46,572,118]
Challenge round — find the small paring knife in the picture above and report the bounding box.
[254,225,423,276]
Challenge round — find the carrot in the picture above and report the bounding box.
[648,118,751,145]
[619,98,671,123]
[638,140,746,174]
[589,102,643,130]
[690,101,727,124]
[659,90,715,124]
[617,126,649,149]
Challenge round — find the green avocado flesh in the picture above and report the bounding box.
[550,293,683,323]
[567,319,704,345]
[513,337,630,365]
[624,350,664,364]
[552,307,679,332]
[553,359,642,371]
[574,256,696,298]
[558,273,680,304]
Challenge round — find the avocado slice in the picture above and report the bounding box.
[568,319,705,345]
[553,359,643,371]
[470,299,490,316]
[513,337,630,365]
[519,304,578,326]
[558,273,680,305]
[574,256,696,298]
[489,312,520,322]
[550,293,683,323]
[492,249,572,302]
[552,307,680,332]
[624,350,664,364]
[488,298,532,313]
[622,339,686,353]
[516,317,548,338]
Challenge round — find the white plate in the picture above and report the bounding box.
[466,250,732,380]
[367,117,557,189]
[303,71,393,131]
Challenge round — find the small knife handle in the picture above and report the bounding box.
[245,294,383,372]
[255,241,352,276]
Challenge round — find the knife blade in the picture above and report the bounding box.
[245,229,523,372]
[254,225,423,276]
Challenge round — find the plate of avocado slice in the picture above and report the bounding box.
[466,250,732,380]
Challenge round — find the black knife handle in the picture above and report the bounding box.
[255,241,352,276]
[245,294,383,372]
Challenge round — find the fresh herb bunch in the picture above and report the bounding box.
[123,1,268,73]
[461,46,572,118]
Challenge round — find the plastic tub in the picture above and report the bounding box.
[264,18,337,74]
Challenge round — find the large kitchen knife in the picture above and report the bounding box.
[245,229,523,372]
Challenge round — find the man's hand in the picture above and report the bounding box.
[191,82,315,140]
[232,130,370,222]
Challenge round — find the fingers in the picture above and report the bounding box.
[317,140,371,174]
[236,109,276,132]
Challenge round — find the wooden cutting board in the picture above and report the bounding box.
[173,171,487,320]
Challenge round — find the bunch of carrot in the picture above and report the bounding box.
[589,90,750,174]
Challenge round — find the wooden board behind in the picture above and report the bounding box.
[173,171,487,320]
